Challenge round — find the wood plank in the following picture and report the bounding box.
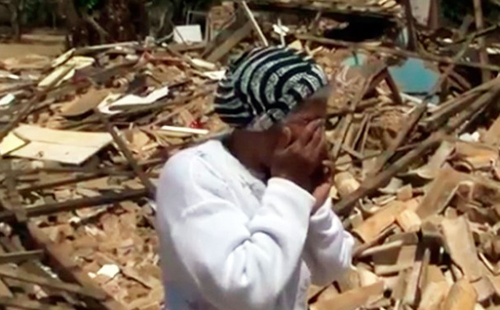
[353,201,407,243]
[334,172,360,199]
[27,223,127,310]
[10,125,112,165]
[0,266,105,300]
[375,245,417,276]
[416,167,463,220]
[359,240,404,259]
[409,141,455,179]
[404,249,430,306]
[396,209,422,233]
[241,1,268,46]
[441,216,483,281]
[472,0,491,83]
[0,237,77,309]
[0,251,44,264]
[313,282,385,310]
[297,35,500,72]
[0,297,72,310]
[337,268,361,292]
[417,281,449,310]
[442,279,477,310]
[0,189,148,223]
[14,125,112,148]
[487,274,500,297]
[206,21,253,63]
[421,265,447,291]
[472,276,495,302]
[392,269,409,301]
[60,89,110,117]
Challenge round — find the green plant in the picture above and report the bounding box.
[441,0,500,25]
[76,0,102,11]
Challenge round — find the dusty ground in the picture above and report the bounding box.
[0,28,65,59]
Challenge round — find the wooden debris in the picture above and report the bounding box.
[441,216,483,281]
[442,279,477,310]
[353,201,406,243]
[416,167,465,220]
[418,281,449,310]
[313,281,385,310]
[0,266,105,299]
[334,172,360,198]
[0,250,44,264]
[396,210,422,233]
[1,4,500,310]
[472,0,491,83]
[241,1,268,46]
[206,21,253,62]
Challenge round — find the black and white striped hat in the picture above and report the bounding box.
[214,46,329,131]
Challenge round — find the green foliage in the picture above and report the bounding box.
[76,0,102,11]
[441,0,500,25]
[22,0,55,25]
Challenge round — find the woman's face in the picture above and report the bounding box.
[282,87,330,139]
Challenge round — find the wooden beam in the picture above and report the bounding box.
[0,189,147,223]
[0,250,44,264]
[353,201,406,243]
[241,1,268,46]
[0,297,72,310]
[417,281,449,310]
[206,21,253,63]
[415,167,463,220]
[0,266,105,300]
[441,216,483,281]
[402,0,418,51]
[296,35,500,72]
[335,78,500,217]
[27,223,126,310]
[442,279,477,310]
[97,111,156,198]
[313,282,385,310]
[472,0,491,83]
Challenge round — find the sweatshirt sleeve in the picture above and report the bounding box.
[304,199,355,286]
[156,154,315,310]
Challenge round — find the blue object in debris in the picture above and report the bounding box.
[388,57,439,97]
[342,53,440,104]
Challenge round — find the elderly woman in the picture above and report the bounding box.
[156,46,354,310]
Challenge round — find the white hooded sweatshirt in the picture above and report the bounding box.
[156,139,354,310]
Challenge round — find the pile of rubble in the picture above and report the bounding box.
[1,1,500,310]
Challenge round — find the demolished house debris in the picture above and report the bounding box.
[1,0,500,309]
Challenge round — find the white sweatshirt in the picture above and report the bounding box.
[156,140,354,310]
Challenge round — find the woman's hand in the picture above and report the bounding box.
[271,119,327,192]
[311,166,332,214]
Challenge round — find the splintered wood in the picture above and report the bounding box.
[307,8,500,308]
[318,72,500,310]
[2,1,500,310]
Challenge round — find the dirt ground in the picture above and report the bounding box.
[0,28,65,59]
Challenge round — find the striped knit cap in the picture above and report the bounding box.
[214,46,329,131]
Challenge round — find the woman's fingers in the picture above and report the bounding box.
[298,119,322,146]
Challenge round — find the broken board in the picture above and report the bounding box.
[10,125,112,165]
